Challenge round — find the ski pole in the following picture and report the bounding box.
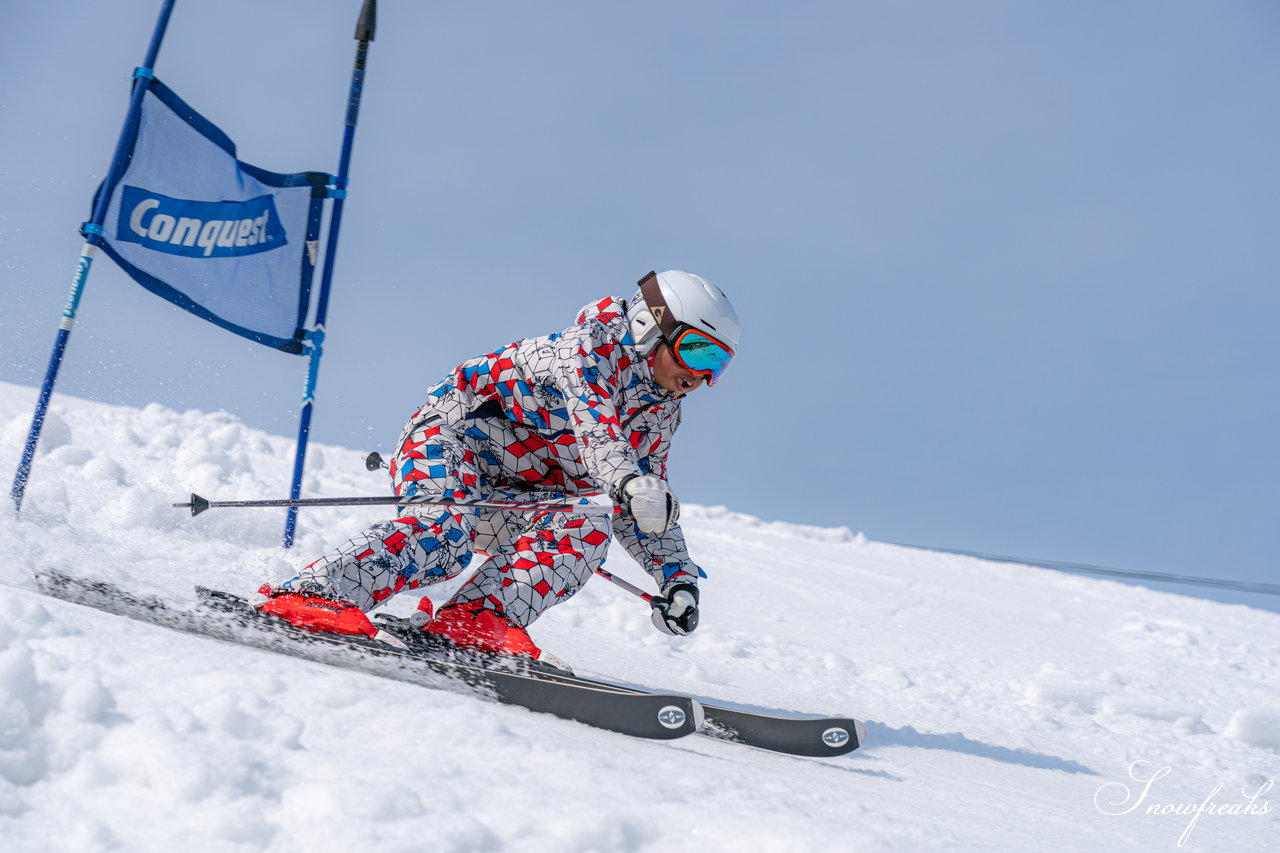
[175,492,617,518]
[593,567,654,603]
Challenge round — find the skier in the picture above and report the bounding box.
[254,270,740,667]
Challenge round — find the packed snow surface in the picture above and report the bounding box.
[0,382,1276,852]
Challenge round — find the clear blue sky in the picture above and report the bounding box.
[2,1,1277,611]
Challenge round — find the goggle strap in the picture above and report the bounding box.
[638,271,680,341]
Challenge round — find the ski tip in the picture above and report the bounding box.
[854,719,867,749]
[691,698,706,732]
[188,493,211,517]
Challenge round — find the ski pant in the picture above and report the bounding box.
[280,416,613,627]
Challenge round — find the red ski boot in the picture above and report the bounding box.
[420,603,570,671]
[254,586,405,647]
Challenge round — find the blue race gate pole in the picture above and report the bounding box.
[10,0,177,513]
[282,0,378,547]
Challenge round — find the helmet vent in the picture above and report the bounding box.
[700,319,718,331]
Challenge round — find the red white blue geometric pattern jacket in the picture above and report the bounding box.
[391,295,702,592]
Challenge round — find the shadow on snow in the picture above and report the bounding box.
[859,721,1098,776]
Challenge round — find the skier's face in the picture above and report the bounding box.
[652,343,706,396]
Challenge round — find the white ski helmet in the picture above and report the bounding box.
[627,270,741,366]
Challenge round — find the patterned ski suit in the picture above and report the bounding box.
[281,296,704,626]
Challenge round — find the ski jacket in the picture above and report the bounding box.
[403,295,703,591]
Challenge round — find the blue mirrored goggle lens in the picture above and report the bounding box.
[673,329,733,384]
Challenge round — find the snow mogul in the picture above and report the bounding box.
[255,270,740,668]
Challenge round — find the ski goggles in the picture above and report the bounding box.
[638,271,735,385]
[667,325,734,385]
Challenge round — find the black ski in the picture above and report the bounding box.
[33,571,701,742]
[370,612,866,757]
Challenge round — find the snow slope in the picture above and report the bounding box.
[0,381,1276,852]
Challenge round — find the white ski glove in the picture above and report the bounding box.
[651,583,700,636]
[612,473,679,534]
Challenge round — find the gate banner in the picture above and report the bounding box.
[94,78,328,353]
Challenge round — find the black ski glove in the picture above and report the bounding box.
[651,582,699,636]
